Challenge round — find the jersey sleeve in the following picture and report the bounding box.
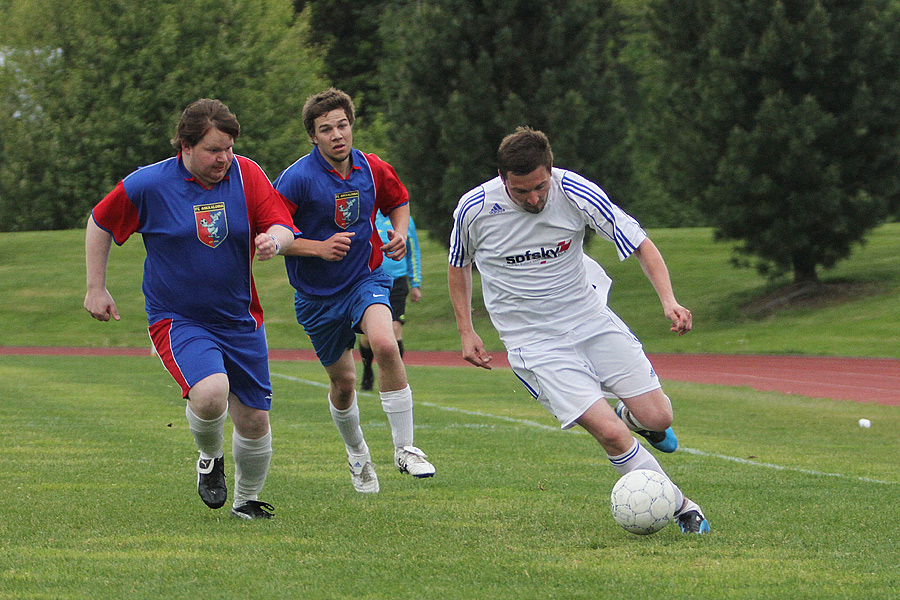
[406,217,422,286]
[365,153,409,215]
[272,164,304,236]
[559,170,646,261]
[237,156,299,235]
[91,181,141,245]
[448,186,485,268]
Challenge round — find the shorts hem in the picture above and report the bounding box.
[559,397,603,430]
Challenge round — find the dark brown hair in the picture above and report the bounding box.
[497,126,554,179]
[170,99,240,150]
[302,88,355,137]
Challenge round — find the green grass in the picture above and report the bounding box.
[590,226,900,357]
[2,225,899,598]
[1,224,898,357]
[1,354,898,599]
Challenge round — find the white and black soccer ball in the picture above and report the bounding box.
[610,469,678,535]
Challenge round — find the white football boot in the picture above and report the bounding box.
[348,450,379,493]
[394,446,435,478]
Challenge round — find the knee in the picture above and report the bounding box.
[233,408,270,439]
[331,373,356,395]
[187,373,229,417]
[328,368,356,396]
[368,335,400,364]
[594,419,638,456]
[592,417,632,445]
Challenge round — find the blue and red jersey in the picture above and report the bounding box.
[274,146,409,297]
[91,154,296,329]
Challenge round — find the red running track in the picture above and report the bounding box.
[2,347,898,406]
[271,349,900,406]
[648,353,900,406]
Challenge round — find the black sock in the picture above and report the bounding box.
[397,339,404,358]
[360,345,374,368]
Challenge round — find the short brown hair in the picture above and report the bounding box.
[302,88,355,137]
[170,99,240,151]
[497,127,554,179]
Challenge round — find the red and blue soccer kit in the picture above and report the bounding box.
[274,146,409,365]
[91,154,296,408]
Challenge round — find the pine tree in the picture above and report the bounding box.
[644,0,900,283]
[379,0,630,245]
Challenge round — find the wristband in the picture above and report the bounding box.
[268,234,281,254]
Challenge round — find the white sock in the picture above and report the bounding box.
[675,497,703,517]
[380,385,414,449]
[607,439,684,508]
[232,429,272,508]
[330,393,367,454]
[185,404,226,460]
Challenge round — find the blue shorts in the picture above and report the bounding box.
[149,318,273,410]
[294,268,393,366]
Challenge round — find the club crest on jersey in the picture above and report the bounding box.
[194,202,228,248]
[504,239,573,266]
[334,191,360,229]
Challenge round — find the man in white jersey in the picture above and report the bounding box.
[448,127,709,534]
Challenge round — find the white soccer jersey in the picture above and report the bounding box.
[449,168,647,348]
[583,254,612,306]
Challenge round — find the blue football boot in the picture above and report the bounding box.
[676,510,711,534]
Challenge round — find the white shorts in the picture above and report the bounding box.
[507,306,660,429]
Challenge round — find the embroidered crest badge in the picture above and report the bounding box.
[334,191,360,229]
[194,202,228,248]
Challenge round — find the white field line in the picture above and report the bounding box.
[272,372,897,486]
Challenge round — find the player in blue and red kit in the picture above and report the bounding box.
[84,99,297,520]
[274,88,435,493]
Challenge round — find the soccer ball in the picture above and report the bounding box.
[610,469,678,535]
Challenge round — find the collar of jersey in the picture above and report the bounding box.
[312,145,361,180]
[176,152,231,190]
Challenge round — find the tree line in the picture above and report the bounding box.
[2,0,899,284]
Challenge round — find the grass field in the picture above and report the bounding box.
[1,224,898,356]
[1,225,898,598]
[1,354,899,600]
